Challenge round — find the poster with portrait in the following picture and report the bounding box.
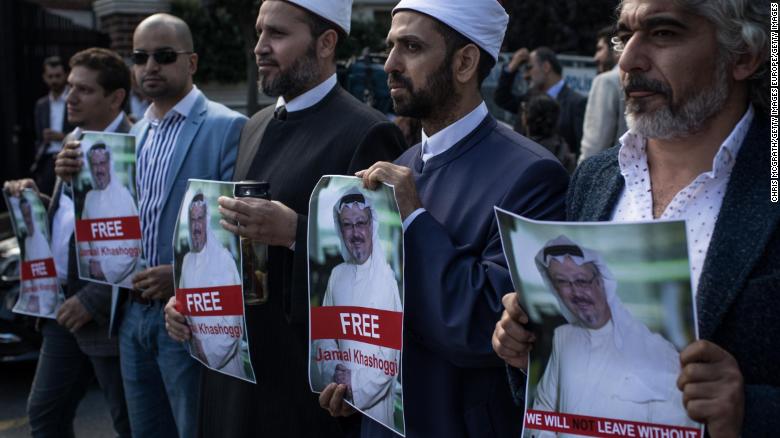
[308,176,405,436]
[72,131,142,288]
[495,208,704,438]
[173,179,256,383]
[3,189,65,318]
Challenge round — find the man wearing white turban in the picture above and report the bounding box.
[81,142,140,287]
[335,0,569,435]
[529,236,696,436]
[314,190,401,428]
[179,193,246,379]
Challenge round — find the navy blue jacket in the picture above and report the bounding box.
[363,115,568,437]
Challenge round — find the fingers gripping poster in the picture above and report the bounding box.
[173,180,256,383]
[3,189,65,318]
[495,209,704,438]
[72,131,143,288]
[308,176,405,436]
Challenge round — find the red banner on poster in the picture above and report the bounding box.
[176,285,244,317]
[524,410,701,438]
[311,306,402,349]
[20,258,57,280]
[75,216,142,242]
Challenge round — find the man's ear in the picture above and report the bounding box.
[108,88,127,112]
[188,53,199,76]
[732,50,764,81]
[317,29,339,60]
[453,43,480,85]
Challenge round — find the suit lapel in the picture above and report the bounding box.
[696,116,778,339]
[160,94,207,208]
[234,107,274,181]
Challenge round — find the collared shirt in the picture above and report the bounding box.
[546,78,565,100]
[403,102,489,230]
[52,111,127,281]
[275,73,337,112]
[137,86,201,266]
[46,87,69,154]
[612,106,754,292]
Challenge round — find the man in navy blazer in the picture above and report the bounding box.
[493,0,775,436]
[121,13,246,438]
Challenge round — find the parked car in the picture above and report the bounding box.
[0,234,41,362]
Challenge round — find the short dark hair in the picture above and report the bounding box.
[43,56,64,71]
[533,47,562,76]
[431,19,496,88]
[597,25,615,49]
[69,48,131,108]
[525,93,560,139]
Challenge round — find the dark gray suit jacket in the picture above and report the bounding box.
[45,113,133,356]
[566,114,779,435]
[33,94,75,165]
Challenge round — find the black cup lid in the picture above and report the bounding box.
[234,181,270,198]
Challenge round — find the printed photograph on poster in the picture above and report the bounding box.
[3,188,64,318]
[495,209,703,438]
[308,176,405,436]
[173,179,255,383]
[72,131,142,288]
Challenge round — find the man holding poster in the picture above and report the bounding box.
[313,188,402,428]
[530,236,695,433]
[81,141,141,286]
[177,192,248,380]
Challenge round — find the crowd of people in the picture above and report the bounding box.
[3,0,774,437]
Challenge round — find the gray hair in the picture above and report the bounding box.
[615,0,769,112]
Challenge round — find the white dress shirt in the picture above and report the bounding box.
[51,111,127,282]
[612,106,754,292]
[46,87,69,154]
[403,102,489,230]
[275,73,337,112]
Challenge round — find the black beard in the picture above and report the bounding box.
[258,42,319,98]
[389,57,458,119]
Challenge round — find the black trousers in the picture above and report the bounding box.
[27,320,131,438]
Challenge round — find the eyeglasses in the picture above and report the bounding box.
[131,50,192,65]
[553,273,599,291]
[340,220,371,233]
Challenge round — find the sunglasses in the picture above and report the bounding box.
[131,50,192,65]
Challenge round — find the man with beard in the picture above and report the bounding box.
[493,0,776,436]
[178,193,246,379]
[314,190,402,428]
[111,13,245,438]
[163,1,405,436]
[81,143,141,286]
[317,0,568,435]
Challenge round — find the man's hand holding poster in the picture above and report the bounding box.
[72,131,142,288]
[173,180,256,383]
[495,209,703,438]
[3,188,64,318]
[308,176,405,436]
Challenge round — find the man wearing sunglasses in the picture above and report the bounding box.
[120,13,246,438]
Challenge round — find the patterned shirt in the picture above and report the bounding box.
[612,106,754,292]
[137,87,201,266]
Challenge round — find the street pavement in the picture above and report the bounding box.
[0,361,114,437]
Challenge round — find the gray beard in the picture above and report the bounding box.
[625,63,729,140]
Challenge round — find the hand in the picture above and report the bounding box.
[677,340,744,437]
[492,292,536,371]
[132,265,174,300]
[54,140,83,182]
[507,48,530,73]
[319,383,357,417]
[164,296,191,341]
[218,197,297,247]
[3,179,38,197]
[89,259,106,280]
[56,296,93,332]
[355,162,422,219]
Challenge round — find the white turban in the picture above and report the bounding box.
[392,0,508,61]
[286,0,353,35]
